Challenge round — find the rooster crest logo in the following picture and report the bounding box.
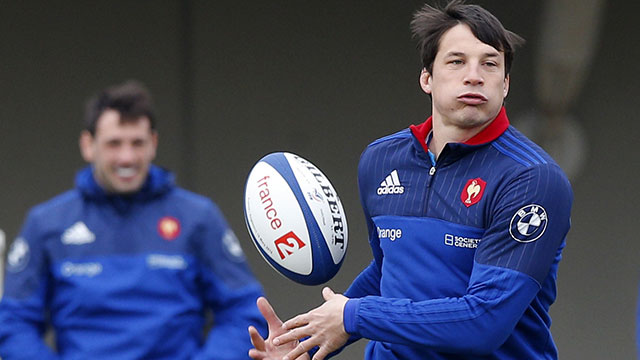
[461,178,486,207]
[158,216,181,241]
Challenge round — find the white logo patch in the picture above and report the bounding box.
[377,226,402,241]
[377,170,405,195]
[147,254,187,270]
[62,221,95,245]
[61,262,102,277]
[222,230,245,260]
[444,234,481,249]
[509,204,548,243]
[7,237,30,272]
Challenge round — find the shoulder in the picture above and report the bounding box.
[360,128,413,166]
[491,127,572,199]
[491,126,555,168]
[168,187,224,218]
[28,189,82,222]
[366,128,413,151]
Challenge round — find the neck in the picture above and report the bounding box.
[429,118,492,158]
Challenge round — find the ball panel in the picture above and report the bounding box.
[284,153,348,266]
[244,161,313,276]
[260,153,331,284]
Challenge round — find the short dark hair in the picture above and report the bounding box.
[411,0,524,76]
[84,80,156,135]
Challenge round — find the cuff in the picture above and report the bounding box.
[343,298,361,335]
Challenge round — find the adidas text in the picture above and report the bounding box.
[377,186,405,195]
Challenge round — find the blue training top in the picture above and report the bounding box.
[342,107,573,359]
[0,165,266,360]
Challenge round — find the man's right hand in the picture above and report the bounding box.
[248,297,310,360]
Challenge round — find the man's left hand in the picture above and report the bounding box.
[273,287,350,360]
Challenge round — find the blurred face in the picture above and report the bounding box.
[420,24,509,130]
[80,109,158,194]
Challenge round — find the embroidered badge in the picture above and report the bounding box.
[509,204,548,243]
[158,216,181,241]
[461,178,486,207]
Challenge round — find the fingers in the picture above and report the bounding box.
[321,287,335,301]
[282,339,312,360]
[312,347,331,360]
[248,348,268,360]
[248,325,266,351]
[257,297,284,332]
[274,323,309,347]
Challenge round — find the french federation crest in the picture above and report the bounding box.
[461,178,486,207]
[158,216,181,241]
[509,204,548,243]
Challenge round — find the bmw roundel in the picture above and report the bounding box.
[509,204,548,243]
[7,237,30,272]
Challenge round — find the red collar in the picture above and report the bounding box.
[409,107,509,153]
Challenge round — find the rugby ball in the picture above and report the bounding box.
[243,152,348,285]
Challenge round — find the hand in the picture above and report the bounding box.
[248,297,310,360]
[274,287,350,360]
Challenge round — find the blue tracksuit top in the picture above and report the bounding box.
[0,165,267,360]
[342,107,573,359]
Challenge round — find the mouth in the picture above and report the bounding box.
[457,93,488,105]
[115,167,138,180]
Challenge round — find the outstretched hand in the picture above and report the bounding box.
[273,287,350,360]
[248,297,310,360]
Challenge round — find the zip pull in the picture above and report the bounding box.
[429,167,436,176]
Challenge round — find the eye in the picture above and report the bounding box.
[132,139,146,147]
[449,59,464,65]
[106,140,121,148]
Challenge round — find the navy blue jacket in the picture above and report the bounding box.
[342,108,573,359]
[0,166,266,359]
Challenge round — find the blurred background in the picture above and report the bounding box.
[1,0,638,358]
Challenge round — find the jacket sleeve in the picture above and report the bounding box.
[343,164,573,355]
[0,210,59,359]
[191,202,267,360]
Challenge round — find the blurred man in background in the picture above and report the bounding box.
[0,80,266,359]
[248,1,573,359]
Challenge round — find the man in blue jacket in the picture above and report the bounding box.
[248,1,573,359]
[0,80,267,359]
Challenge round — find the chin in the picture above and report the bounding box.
[112,181,145,195]
[456,109,494,127]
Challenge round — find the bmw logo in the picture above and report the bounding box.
[509,204,548,243]
[7,237,30,273]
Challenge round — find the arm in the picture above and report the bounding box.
[0,211,59,359]
[191,202,267,360]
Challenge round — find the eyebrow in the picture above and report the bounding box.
[444,51,501,58]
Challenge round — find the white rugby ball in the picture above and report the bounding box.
[243,152,348,285]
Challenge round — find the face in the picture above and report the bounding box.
[420,24,509,130]
[80,109,158,194]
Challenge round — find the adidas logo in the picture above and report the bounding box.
[377,170,405,195]
[61,221,96,245]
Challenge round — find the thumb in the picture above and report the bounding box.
[322,287,335,301]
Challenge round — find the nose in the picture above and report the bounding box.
[463,63,484,86]
[116,144,137,164]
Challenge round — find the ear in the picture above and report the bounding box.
[503,74,510,98]
[419,68,432,95]
[149,131,159,160]
[79,131,94,162]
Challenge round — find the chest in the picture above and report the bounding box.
[45,200,195,261]
[363,152,507,228]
